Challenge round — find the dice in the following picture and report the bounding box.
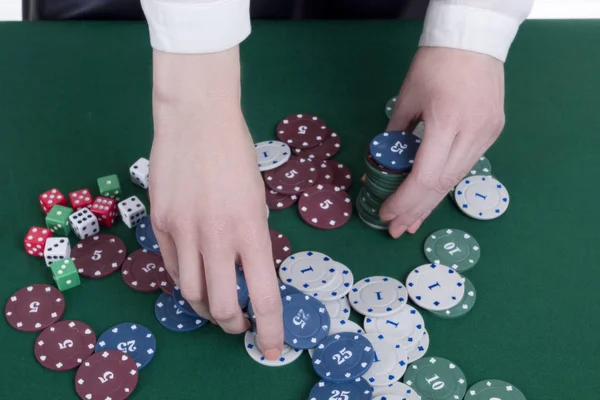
[50,258,81,291]
[24,227,53,257]
[130,158,150,189]
[118,196,147,228]
[69,208,100,239]
[44,237,71,267]
[91,196,118,227]
[69,189,93,211]
[45,205,73,236]
[39,188,68,214]
[97,174,121,200]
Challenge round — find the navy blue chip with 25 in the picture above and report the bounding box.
[312,332,375,383]
[155,292,208,332]
[308,378,373,400]
[136,215,160,253]
[282,293,330,349]
[236,265,250,310]
[95,322,157,370]
[369,130,421,171]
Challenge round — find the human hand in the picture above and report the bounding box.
[381,47,506,237]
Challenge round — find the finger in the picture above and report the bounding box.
[407,215,427,234]
[175,235,212,321]
[153,228,180,284]
[387,93,420,133]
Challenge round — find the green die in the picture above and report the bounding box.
[50,258,81,291]
[45,205,73,236]
[97,174,121,200]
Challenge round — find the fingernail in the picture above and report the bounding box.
[264,348,281,361]
[380,213,396,222]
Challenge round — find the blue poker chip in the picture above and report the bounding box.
[171,285,200,317]
[95,323,157,370]
[308,378,373,400]
[247,281,301,329]
[135,215,160,253]
[236,265,250,309]
[282,293,330,349]
[154,292,208,332]
[312,332,375,383]
[369,130,421,171]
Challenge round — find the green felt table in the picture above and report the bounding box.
[1,19,599,400]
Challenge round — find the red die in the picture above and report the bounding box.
[69,189,93,211]
[91,196,118,227]
[39,188,67,214]
[24,227,53,257]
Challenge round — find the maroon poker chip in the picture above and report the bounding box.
[293,129,341,159]
[298,184,353,230]
[75,350,139,400]
[71,234,127,279]
[315,159,334,185]
[366,151,410,176]
[157,265,176,295]
[264,157,318,195]
[121,249,162,292]
[325,160,353,191]
[265,186,298,210]
[5,284,65,332]
[269,229,292,268]
[276,114,328,149]
[35,320,96,371]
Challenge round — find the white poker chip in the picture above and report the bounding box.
[412,121,425,140]
[407,330,429,364]
[322,296,351,319]
[255,140,291,172]
[363,333,408,387]
[278,251,337,291]
[349,276,408,317]
[406,264,465,311]
[308,318,364,358]
[454,175,509,220]
[363,305,425,350]
[310,261,354,302]
[244,330,303,367]
[373,381,422,399]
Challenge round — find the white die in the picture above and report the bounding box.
[44,237,71,267]
[118,196,147,228]
[69,208,100,239]
[130,157,150,189]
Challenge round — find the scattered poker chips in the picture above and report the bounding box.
[154,292,208,332]
[95,323,156,370]
[264,157,318,195]
[5,284,65,332]
[244,330,303,367]
[75,350,139,400]
[269,229,292,268]
[121,249,162,292]
[407,330,429,364]
[34,320,96,371]
[293,129,341,160]
[363,332,408,386]
[406,264,465,311]
[265,186,298,210]
[424,228,481,273]
[349,276,408,317]
[279,251,335,290]
[282,293,330,349]
[308,318,364,358]
[312,332,374,382]
[430,277,476,319]
[322,296,351,320]
[372,381,422,399]
[71,234,127,278]
[135,216,160,253]
[255,140,291,171]
[364,305,425,350]
[464,379,526,400]
[454,175,510,220]
[308,378,373,400]
[369,131,421,171]
[326,160,353,191]
[403,357,467,400]
[171,285,200,317]
[310,261,354,302]
[276,114,328,149]
[298,184,352,230]
[156,265,176,296]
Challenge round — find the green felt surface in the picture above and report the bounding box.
[1,20,599,400]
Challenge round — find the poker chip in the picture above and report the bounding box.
[467,156,492,177]
[156,265,176,296]
[372,381,422,399]
[424,229,481,273]
[264,157,318,195]
[364,305,425,349]
[311,261,354,302]
[298,184,352,230]
[236,265,250,309]
[293,129,341,160]
[5,284,65,332]
[312,332,374,382]
[454,175,510,220]
[349,276,408,317]
[308,378,373,400]
[276,114,328,149]
[244,330,303,367]
[406,264,465,311]
[121,249,162,292]
[430,277,476,319]
[363,332,408,387]
[154,292,208,332]
[269,229,292,267]
[403,357,467,400]
[369,131,421,171]
[95,323,156,370]
[135,216,160,253]
[255,140,291,171]
[412,121,425,140]
[315,159,334,185]
[282,293,330,349]
[34,320,96,371]
[71,234,127,279]
[385,96,397,119]
[278,251,336,291]
[464,379,526,400]
[326,160,353,191]
[171,285,200,317]
[75,350,139,400]
[406,330,429,364]
[322,296,351,319]
[265,186,298,210]
[308,318,364,358]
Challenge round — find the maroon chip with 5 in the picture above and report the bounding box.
[276,114,328,149]
[326,160,353,191]
[314,159,334,185]
[35,320,96,371]
[264,157,318,195]
[265,185,298,210]
[269,229,292,268]
[5,284,65,332]
[298,184,353,230]
[71,234,127,279]
[75,350,139,400]
[121,249,162,292]
[293,129,341,159]
[157,265,176,296]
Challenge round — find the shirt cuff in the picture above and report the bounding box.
[141,0,251,54]
[419,2,522,62]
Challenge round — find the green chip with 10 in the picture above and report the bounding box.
[424,228,481,273]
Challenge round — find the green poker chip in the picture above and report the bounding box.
[424,228,481,273]
[430,276,476,319]
[385,96,397,119]
[403,357,467,400]
[467,156,492,177]
[464,379,526,400]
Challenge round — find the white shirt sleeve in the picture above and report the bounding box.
[140,0,250,54]
[420,0,535,62]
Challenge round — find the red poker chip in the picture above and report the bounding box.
[75,350,139,400]
[315,159,334,185]
[264,157,318,195]
[157,265,176,295]
[298,184,353,230]
[121,249,162,292]
[276,114,328,149]
[326,160,353,191]
[292,129,341,159]
[5,284,65,332]
[366,151,410,176]
[265,186,298,210]
[71,234,127,279]
[269,229,292,268]
[35,320,96,371]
